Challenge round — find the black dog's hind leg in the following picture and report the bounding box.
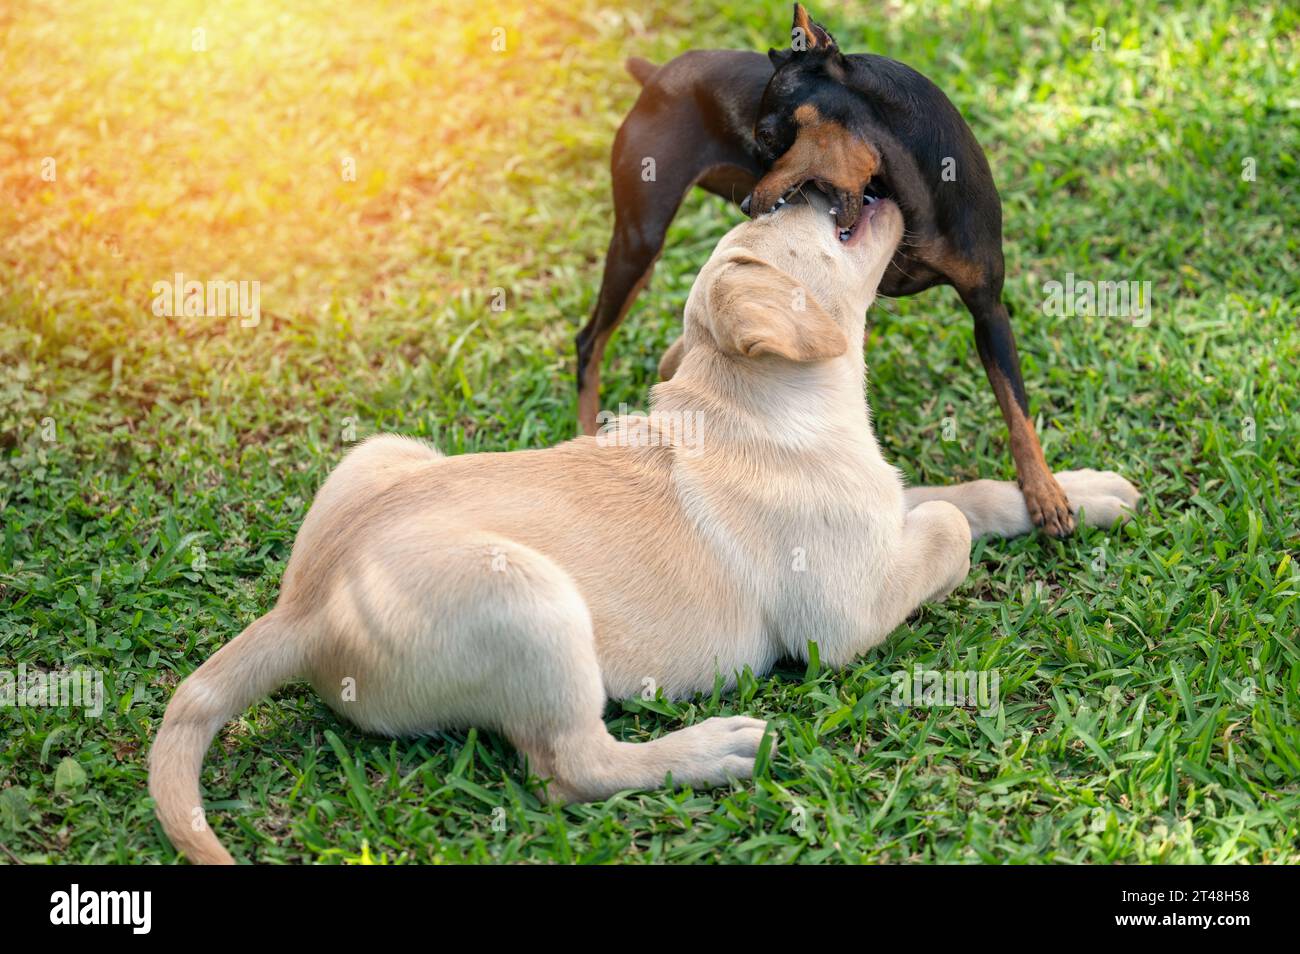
[576,117,760,434]
[577,217,661,435]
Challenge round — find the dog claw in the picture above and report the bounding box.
[1019,472,1077,538]
[1041,507,1075,538]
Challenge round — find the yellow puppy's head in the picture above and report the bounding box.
[684,189,902,367]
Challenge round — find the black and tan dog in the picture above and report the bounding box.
[576,4,1074,535]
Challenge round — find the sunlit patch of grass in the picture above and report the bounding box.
[0,0,1297,863]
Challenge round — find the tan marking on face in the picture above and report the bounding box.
[749,104,881,229]
[793,104,820,125]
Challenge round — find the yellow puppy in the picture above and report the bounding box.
[150,191,1138,864]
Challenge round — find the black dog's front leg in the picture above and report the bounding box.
[966,293,1075,537]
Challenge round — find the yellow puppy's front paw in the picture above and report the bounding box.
[1055,469,1141,528]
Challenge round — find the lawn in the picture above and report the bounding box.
[1,0,1297,863]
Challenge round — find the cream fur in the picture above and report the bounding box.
[149,193,1139,864]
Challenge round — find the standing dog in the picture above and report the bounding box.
[576,4,1076,536]
[150,191,1136,864]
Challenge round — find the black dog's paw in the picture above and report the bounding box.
[1022,474,1076,538]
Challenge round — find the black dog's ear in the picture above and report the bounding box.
[768,46,793,68]
[790,3,837,53]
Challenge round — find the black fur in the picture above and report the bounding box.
[575,6,1068,531]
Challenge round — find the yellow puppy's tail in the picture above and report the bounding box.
[148,611,301,865]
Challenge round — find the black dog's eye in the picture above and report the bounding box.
[755,123,779,151]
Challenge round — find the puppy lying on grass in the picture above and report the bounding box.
[149,190,1138,864]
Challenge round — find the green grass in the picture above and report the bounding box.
[1,0,1298,863]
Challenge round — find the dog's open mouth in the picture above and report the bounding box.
[772,177,895,241]
[837,189,884,244]
[840,180,892,240]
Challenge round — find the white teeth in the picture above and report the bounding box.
[838,229,851,241]
[776,197,786,206]
[829,208,839,217]
[863,194,877,204]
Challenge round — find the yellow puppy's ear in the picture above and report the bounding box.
[706,254,847,363]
